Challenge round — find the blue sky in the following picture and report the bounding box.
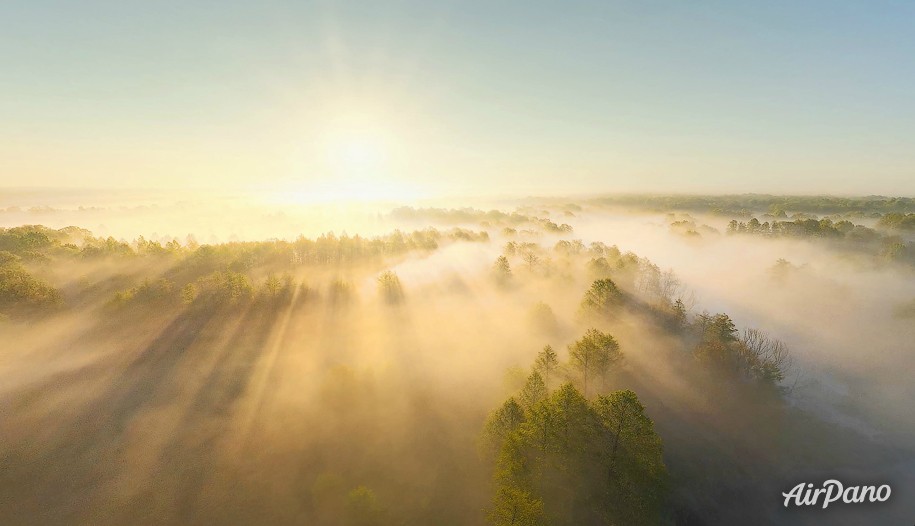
[2,0,914,196]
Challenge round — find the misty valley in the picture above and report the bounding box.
[1,194,914,525]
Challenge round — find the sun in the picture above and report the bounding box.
[275,103,427,204]
[331,134,386,174]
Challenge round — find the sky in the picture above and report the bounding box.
[1,0,914,198]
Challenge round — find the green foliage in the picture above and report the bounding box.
[568,329,622,396]
[878,212,915,231]
[519,372,548,412]
[487,384,667,526]
[593,391,668,525]
[693,313,792,386]
[258,273,295,304]
[593,194,915,216]
[488,486,545,526]
[533,346,559,388]
[579,278,624,318]
[197,271,254,305]
[110,278,176,306]
[0,251,62,317]
[724,215,915,269]
[483,398,527,457]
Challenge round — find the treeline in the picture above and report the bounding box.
[482,268,793,524]
[726,217,914,266]
[390,206,573,234]
[590,194,915,216]
[877,212,915,231]
[0,251,62,319]
[0,225,489,320]
[726,217,879,240]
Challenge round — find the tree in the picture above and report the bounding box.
[519,372,548,412]
[568,329,622,397]
[263,273,282,298]
[483,398,526,456]
[739,328,792,384]
[376,270,404,304]
[593,390,667,526]
[671,298,687,329]
[579,279,624,318]
[534,346,559,388]
[493,256,513,287]
[489,486,545,526]
[521,249,540,272]
[345,486,385,526]
[527,302,558,334]
[329,279,355,307]
[486,384,667,526]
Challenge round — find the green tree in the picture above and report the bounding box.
[486,385,667,526]
[534,345,559,388]
[593,390,667,525]
[579,278,624,318]
[489,486,545,526]
[483,398,527,456]
[519,371,548,412]
[568,329,622,397]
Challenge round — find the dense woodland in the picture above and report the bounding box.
[1,202,913,525]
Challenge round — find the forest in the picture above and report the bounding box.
[1,195,914,525]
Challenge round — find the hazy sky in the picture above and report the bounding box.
[2,1,914,198]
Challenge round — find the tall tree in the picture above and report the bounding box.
[568,329,622,396]
[579,278,624,318]
[534,346,559,388]
[376,270,405,304]
[519,372,548,412]
[493,256,513,287]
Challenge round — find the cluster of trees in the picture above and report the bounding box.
[692,314,792,386]
[727,217,914,266]
[0,224,493,320]
[290,229,488,266]
[877,212,915,231]
[593,194,915,216]
[0,251,62,318]
[109,268,414,313]
[726,217,881,240]
[109,271,295,310]
[484,340,666,525]
[2,225,489,270]
[493,238,647,292]
[390,207,572,234]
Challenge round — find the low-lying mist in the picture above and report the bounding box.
[1,191,913,525]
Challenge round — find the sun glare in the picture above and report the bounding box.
[332,134,386,173]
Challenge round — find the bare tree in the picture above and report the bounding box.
[740,328,792,384]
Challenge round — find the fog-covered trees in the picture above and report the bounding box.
[579,278,624,317]
[0,250,62,317]
[527,302,558,334]
[568,329,622,396]
[493,256,513,287]
[486,383,666,526]
[693,313,792,387]
[376,271,404,305]
[534,346,559,388]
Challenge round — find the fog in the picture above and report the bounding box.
[1,190,913,525]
